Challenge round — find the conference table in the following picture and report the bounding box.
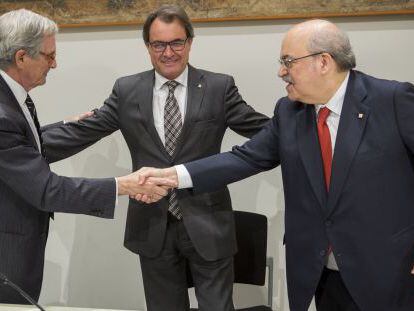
[0,305,138,311]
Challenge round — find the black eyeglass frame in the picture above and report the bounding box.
[148,38,189,53]
[278,52,325,69]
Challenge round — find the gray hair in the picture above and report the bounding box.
[143,5,194,44]
[307,21,356,71]
[0,9,58,70]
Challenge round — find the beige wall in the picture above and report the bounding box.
[33,15,414,310]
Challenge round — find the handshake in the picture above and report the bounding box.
[117,167,178,203]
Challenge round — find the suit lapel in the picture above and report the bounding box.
[173,65,204,158]
[326,71,369,216]
[0,75,40,152]
[137,70,170,158]
[297,103,327,209]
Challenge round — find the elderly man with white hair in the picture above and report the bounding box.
[0,9,172,304]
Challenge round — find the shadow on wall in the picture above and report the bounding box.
[49,136,145,310]
[40,260,63,306]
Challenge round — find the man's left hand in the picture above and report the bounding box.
[64,110,95,123]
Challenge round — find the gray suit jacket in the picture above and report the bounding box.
[43,65,269,260]
[0,75,116,303]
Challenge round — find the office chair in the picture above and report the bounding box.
[188,210,274,311]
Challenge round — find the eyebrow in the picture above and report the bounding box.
[151,38,186,42]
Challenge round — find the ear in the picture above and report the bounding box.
[187,37,193,49]
[320,53,333,74]
[14,49,26,68]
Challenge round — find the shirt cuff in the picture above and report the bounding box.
[114,177,118,206]
[175,164,193,189]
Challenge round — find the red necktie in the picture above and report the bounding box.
[317,107,332,190]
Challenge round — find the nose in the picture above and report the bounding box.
[163,44,175,57]
[278,64,288,78]
[50,58,57,69]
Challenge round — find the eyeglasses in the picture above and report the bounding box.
[148,38,188,53]
[38,51,56,64]
[278,52,324,69]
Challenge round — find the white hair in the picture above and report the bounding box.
[306,20,356,71]
[0,9,58,70]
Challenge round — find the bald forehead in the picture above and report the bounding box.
[281,26,309,57]
[286,19,340,44]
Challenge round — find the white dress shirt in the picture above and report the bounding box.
[315,72,350,270]
[153,66,188,145]
[0,70,41,151]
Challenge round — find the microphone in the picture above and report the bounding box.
[0,272,46,311]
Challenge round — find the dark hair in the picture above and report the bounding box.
[142,5,194,44]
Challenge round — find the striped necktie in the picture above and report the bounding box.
[164,80,182,219]
[25,95,45,157]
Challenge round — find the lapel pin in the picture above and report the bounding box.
[197,83,202,88]
[358,113,364,119]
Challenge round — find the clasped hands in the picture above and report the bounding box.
[117,167,178,204]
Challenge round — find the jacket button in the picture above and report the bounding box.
[320,250,326,256]
[325,220,332,227]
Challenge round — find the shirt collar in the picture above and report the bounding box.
[154,65,188,90]
[0,70,28,108]
[315,71,350,117]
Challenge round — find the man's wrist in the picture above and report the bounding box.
[175,164,193,189]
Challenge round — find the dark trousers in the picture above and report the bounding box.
[315,267,361,311]
[139,214,235,311]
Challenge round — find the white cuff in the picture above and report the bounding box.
[114,177,118,206]
[175,164,193,189]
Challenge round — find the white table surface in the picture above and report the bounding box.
[0,305,136,311]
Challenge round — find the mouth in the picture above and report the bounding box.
[161,58,179,66]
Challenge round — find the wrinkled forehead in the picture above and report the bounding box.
[280,28,310,58]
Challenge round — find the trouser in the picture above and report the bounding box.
[139,214,235,311]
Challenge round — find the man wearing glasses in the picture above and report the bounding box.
[0,9,172,304]
[43,4,268,311]
[140,19,414,311]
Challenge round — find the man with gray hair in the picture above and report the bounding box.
[141,19,414,311]
[0,9,171,304]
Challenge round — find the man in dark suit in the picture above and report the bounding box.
[42,4,269,311]
[0,9,170,304]
[141,20,414,311]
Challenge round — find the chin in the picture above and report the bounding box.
[162,71,180,80]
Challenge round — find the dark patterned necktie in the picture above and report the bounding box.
[164,80,182,219]
[25,95,45,156]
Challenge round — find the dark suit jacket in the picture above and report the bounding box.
[42,65,269,260]
[0,75,116,303]
[184,70,414,311]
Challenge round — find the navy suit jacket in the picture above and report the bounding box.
[185,70,414,311]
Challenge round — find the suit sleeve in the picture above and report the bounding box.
[42,79,122,163]
[0,115,116,218]
[394,82,414,154]
[185,101,281,193]
[223,75,270,138]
